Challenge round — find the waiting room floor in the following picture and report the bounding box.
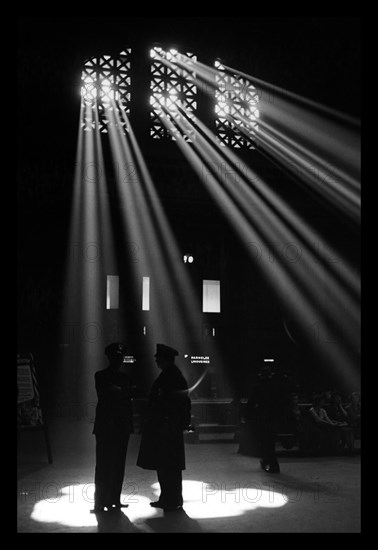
[17,419,361,533]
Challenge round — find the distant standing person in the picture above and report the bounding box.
[327,390,355,453]
[91,343,134,513]
[308,393,339,454]
[346,391,361,440]
[245,361,288,473]
[137,344,191,511]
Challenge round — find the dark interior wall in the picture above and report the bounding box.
[17,18,361,410]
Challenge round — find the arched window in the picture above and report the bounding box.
[214,60,259,149]
[79,47,259,148]
[81,50,132,134]
[150,47,197,141]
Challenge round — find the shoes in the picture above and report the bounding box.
[109,503,129,509]
[260,460,280,473]
[90,502,129,513]
[150,501,183,511]
[89,506,106,514]
[150,501,165,509]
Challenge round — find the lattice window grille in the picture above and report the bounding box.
[150,47,197,142]
[81,50,132,134]
[214,60,259,149]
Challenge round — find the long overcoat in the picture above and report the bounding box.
[137,364,191,470]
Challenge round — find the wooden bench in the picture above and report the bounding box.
[187,423,237,443]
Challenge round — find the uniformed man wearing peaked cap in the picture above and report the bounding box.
[154,343,179,359]
[137,343,191,511]
[91,343,134,513]
[105,342,128,357]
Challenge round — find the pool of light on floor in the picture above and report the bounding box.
[30,480,287,527]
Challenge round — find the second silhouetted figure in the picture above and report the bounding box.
[245,361,287,473]
[137,344,191,512]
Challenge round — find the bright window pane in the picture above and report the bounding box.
[81,50,132,134]
[214,60,259,149]
[150,47,197,142]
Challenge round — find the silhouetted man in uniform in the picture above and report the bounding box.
[137,344,191,511]
[91,343,134,513]
[245,361,287,473]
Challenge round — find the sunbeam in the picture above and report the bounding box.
[149,48,360,391]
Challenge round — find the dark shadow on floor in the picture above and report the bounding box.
[95,509,144,533]
[145,508,202,533]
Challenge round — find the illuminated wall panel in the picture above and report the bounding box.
[106,275,119,309]
[142,276,150,311]
[203,280,221,313]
